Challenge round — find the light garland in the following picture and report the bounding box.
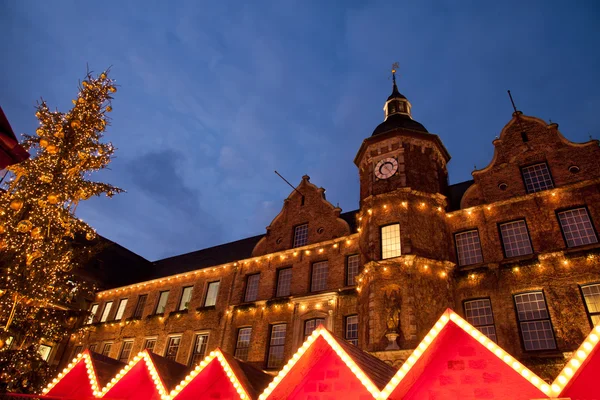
[169,349,250,399]
[42,350,100,395]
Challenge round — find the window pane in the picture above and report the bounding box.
[179,287,193,311]
[346,255,360,286]
[102,343,112,357]
[165,337,180,361]
[464,299,497,342]
[267,324,286,369]
[293,224,309,248]
[115,299,128,321]
[100,301,113,322]
[205,282,220,307]
[134,295,147,318]
[86,304,99,325]
[39,345,52,361]
[582,284,600,326]
[155,291,169,314]
[276,268,292,297]
[381,224,401,259]
[500,220,533,258]
[245,274,260,302]
[455,230,484,266]
[311,261,329,292]
[514,292,556,351]
[522,163,554,193]
[144,339,156,353]
[304,318,325,339]
[189,334,209,366]
[119,341,133,363]
[235,328,252,361]
[88,344,97,352]
[558,208,598,248]
[345,315,358,346]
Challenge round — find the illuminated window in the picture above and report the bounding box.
[234,327,252,361]
[581,283,600,327]
[133,295,147,318]
[189,334,209,366]
[86,304,99,325]
[267,324,287,369]
[178,286,193,311]
[346,254,360,286]
[101,343,113,357]
[558,208,598,248]
[345,315,358,346]
[39,344,52,361]
[144,338,156,353]
[464,299,497,342]
[304,318,325,340]
[99,301,113,323]
[276,268,292,297]
[381,224,401,259]
[311,261,329,292]
[514,292,556,351]
[155,291,169,314]
[164,336,181,361]
[204,281,220,307]
[293,223,309,247]
[499,220,533,258]
[521,163,554,193]
[114,299,128,321]
[119,341,134,363]
[72,345,83,359]
[244,274,260,302]
[454,230,484,266]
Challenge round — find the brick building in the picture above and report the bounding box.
[60,76,600,381]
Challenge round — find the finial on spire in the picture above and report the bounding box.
[507,90,522,116]
[391,62,399,84]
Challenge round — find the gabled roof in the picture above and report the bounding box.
[170,348,271,400]
[146,351,191,393]
[552,323,600,398]
[258,326,396,399]
[380,309,550,400]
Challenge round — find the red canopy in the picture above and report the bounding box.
[0,106,29,169]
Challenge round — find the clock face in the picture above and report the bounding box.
[374,158,398,180]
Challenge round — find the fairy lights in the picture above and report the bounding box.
[42,351,99,396]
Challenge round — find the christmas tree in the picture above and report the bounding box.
[0,70,122,392]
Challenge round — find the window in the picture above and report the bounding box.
[144,338,156,353]
[464,299,497,342]
[119,341,134,363]
[100,301,113,323]
[267,324,286,369]
[114,299,128,321]
[189,334,209,366]
[345,315,358,346]
[244,274,260,302]
[499,220,533,258]
[164,336,181,361]
[514,292,556,351]
[293,223,309,247]
[88,344,97,352]
[381,224,401,259]
[101,343,113,357]
[346,255,360,286]
[155,291,169,314]
[521,163,554,193]
[38,344,52,361]
[133,295,147,318]
[304,318,325,340]
[234,327,252,361]
[179,286,193,311]
[558,208,598,248]
[276,268,292,297]
[86,304,99,325]
[204,281,220,307]
[311,261,329,292]
[581,283,600,326]
[72,345,83,359]
[454,230,484,266]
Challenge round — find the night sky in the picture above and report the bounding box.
[1,1,599,261]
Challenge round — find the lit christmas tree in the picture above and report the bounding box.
[0,70,122,392]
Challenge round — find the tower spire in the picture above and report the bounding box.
[391,62,400,97]
[384,62,411,120]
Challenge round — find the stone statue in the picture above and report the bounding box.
[382,285,402,350]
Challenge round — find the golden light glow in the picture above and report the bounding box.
[99,350,168,398]
[42,351,100,396]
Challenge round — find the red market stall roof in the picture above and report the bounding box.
[379,309,550,400]
[552,322,600,399]
[170,348,271,399]
[42,350,124,398]
[258,326,397,400]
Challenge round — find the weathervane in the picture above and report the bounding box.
[391,62,399,84]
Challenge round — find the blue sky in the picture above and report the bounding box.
[1,0,599,261]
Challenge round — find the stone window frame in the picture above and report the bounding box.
[244,273,261,302]
[462,298,497,343]
[188,332,209,367]
[520,162,555,194]
[346,254,360,286]
[556,206,599,248]
[234,327,252,361]
[114,298,128,321]
[580,283,600,328]
[345,314,358,346]
[178,286,194,311]
[154,290,170,315]
[143,337,157,353]
[101,342,113,358]
[380,223,401,260]
[453,228,484,267]
[164,335,182,362]
[99,301,113,323]
[310,260,329,292]
[133,294,148,319]
[513,291,557,352]
[292,222,309,248]
[118,339,134,363]
[266,323,287,370]
[303,317,325,341]
[497,219,534,259]
[203,280,221,307]
[275,267,293,298]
